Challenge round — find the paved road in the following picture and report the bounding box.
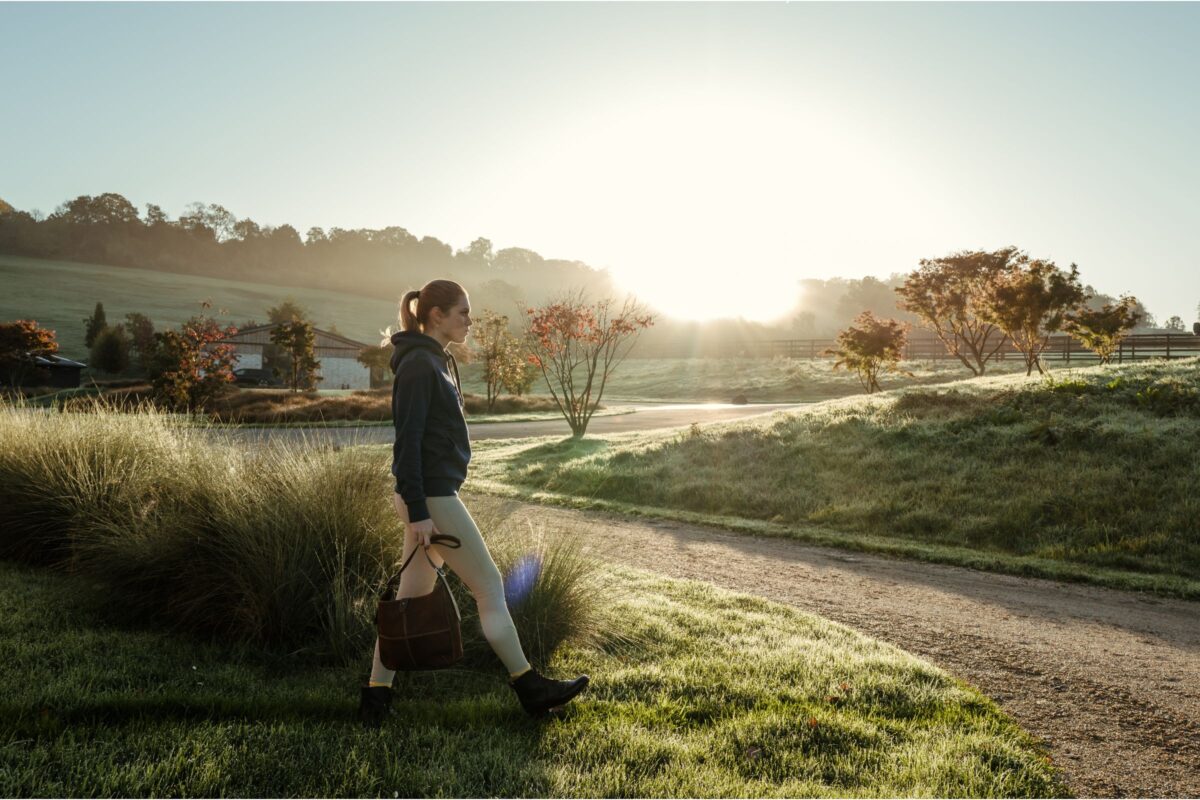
[219,402,803,447]
[473,497,1200,799]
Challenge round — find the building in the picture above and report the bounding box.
[220,325,373,390]
[0,354,87,389]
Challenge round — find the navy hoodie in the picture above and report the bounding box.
[389,331,471,523]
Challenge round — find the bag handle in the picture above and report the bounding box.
[381,533,462,601]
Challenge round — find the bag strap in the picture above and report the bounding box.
[381,533,462,601]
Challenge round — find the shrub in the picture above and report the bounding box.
[0,400,610,665]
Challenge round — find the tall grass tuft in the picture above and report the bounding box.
[0,399,608,667]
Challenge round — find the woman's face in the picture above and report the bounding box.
[430,295,472,345]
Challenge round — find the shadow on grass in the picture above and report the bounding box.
[505,436,610,468]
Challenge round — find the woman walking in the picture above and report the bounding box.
[359,279,589,727]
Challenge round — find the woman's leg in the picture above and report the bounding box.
[367,495,531,686]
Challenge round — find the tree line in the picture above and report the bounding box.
[0,193,612,313]
[828,246,1165,393]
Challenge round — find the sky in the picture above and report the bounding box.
[2,2,1198,324]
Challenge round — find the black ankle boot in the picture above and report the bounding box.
[509,668,589,717]
[358,685,392,728]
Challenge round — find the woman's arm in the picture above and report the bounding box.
[391,358,435,523]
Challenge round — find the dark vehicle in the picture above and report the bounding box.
[233,367,283,387]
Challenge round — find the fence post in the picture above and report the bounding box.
[1167,334,1172,359]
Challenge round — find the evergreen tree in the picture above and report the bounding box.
[83,302,107,348]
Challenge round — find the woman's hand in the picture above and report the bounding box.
[408,517,439,549]
[393,492,438,548]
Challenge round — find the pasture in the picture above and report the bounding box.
[5,255,1059,406]
[468,358,1200,597]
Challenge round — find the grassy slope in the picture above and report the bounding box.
[0,561,1061,797]
[0,255,398,358]
[6,254,1051,404]
[469,359,1200,597]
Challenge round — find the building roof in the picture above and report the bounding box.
[220,324,373,350]
[34,354,87,368]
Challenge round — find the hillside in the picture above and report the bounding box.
[0,255,399,358]
[471,358,1200,594]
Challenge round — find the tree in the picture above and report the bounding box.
[89,325,131,374]
[0,320,59,387]
[270,320,320,391]
[123,312,157,372]
[147,306,238,411]
[827,312,909,393]
[523,292,653,438]
[356,344,392,389]
[981,258,1085,376]
[1163,315,1185,332]
[896,248,1016,375]
[472,310,527,411]
[502,362,539,397]
[83,302,107,348]
[1064,296,1143,364]
[264,298,311,380]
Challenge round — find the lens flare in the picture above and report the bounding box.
[503,553,542,608]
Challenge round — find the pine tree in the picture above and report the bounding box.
[83,302,107,348]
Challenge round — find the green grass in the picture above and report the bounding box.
[0,560,1063,797]
[458,355,1058,404]
[5,253,1050,405]
[468,358,1200,597]
[0,254,399,358]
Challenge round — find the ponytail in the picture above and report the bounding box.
[390,280,466,341]
[399,289,422,332]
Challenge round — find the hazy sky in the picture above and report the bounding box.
[2,2,1197,323]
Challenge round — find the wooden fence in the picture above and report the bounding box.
[637,333,1200,362]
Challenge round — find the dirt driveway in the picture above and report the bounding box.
[471,496,1200,799]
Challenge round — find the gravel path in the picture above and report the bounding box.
[472,496,1200,799]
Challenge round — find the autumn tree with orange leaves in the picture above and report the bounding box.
[523,293,653,438]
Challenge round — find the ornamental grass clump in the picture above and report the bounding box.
[0,400,609,667]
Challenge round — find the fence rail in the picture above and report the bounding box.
[636,333,1200,362]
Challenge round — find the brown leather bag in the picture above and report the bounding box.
[376,534,464,671]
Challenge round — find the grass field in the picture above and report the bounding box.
[5,255,1049,404]
[0,255,398,358]
[0,559,1062,797]
[457,356,1055,404]
[468,358,1200,597]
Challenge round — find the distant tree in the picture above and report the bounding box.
[306,227,328,245]
[356,344,392,389]
[264,298,311,379]
[89,325,131,374]
[827,312,909,394]
[83,302,107,348]
[502,362,540,397]
[123,312,157,371]
[0,198,15,215]
[896,248,1015,375]
[1064,296,1144,364]
[456,237,495,268]
[1163,315,1185,332]
[523,293,653,438]
[147,306,238,411]
[0,320,59,387]
[472,310,526,411]
[981,258,1085,376]
[270,320,320,392]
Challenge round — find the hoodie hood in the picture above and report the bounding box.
[390,330,447,372]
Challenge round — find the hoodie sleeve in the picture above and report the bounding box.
[391,354,434,523]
